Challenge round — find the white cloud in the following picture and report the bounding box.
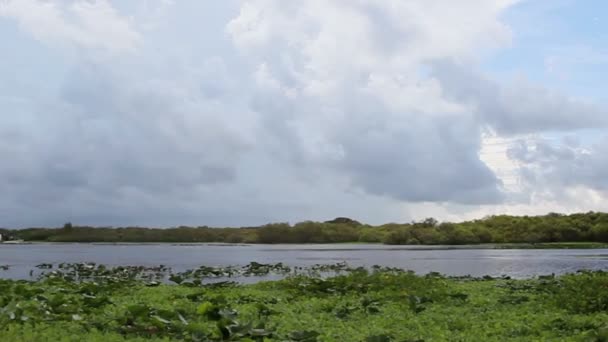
[479,132,525,193]
[0,0,141,55]
[228,0,519,93]
[507,135,608,195]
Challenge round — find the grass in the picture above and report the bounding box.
[1,263,608,341]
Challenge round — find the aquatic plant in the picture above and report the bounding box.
[1,265,608,341]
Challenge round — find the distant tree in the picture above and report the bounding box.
[324,217,362,226]
[9,212,608,245]
[383,228,411,245]
[420,218,439,228]
[592,223,608,242]
[413,228,442,244]
[256,223,292,243]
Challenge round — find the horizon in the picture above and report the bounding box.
[2,210,603,230]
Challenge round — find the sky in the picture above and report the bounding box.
[1,0,608,228]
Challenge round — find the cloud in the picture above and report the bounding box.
[508,136,608,196]
[431,61,608,135]
[1,0,607,227]
[0,55,255,226]
[0,0,141,55]
[228,0,523,204]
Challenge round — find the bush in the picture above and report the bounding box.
[552,271,608,314]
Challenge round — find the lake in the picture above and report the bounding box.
[1,243,607,280]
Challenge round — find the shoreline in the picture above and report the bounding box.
[2,241,608,249]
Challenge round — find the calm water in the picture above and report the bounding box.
[0,243,607,279]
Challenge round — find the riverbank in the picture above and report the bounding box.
[0,265,606,341]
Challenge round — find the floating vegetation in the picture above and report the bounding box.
[31,261,356,286]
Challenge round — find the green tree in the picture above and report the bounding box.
[592,223,608,242]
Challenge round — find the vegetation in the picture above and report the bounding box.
[5,212,608,245]
[1,263,608,341]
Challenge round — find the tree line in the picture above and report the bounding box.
[3,212,608,244]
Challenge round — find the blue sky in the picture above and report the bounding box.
[488,0,608,102]
[1,0,608,227]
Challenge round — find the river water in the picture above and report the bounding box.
[0,243,607,279]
